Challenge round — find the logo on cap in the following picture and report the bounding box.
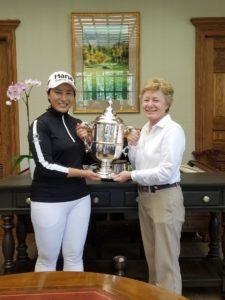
[47,71,76,91]
[54,73,74,83]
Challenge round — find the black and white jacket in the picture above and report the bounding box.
[28,107,91,202]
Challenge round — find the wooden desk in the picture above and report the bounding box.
[0,173,224,295]
[0,271,188,300]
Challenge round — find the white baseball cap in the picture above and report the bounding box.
[47,71,76,92]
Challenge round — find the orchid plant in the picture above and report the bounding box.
[6,79,41,168]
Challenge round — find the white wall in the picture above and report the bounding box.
[1,0,225,165]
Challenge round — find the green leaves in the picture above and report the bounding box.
[12,154,33,169]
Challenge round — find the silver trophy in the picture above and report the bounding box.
[84,100,131,180]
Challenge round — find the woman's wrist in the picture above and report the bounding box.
[80,169,86,178]
[67,168,86,178]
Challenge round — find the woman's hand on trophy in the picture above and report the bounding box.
[112,171,132,183]
[76,122,92,152]
[81,169,101,181]
[68,168,101,181]
[76,122,90,140]
[126,128,141,146]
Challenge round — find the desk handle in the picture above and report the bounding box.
[26,197,31,205]
[202,195,210,203]
[92,196,100,204]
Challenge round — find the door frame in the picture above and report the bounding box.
[0,20,20,176]
[191,18,225,152]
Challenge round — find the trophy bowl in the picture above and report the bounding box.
[85,101,127,180]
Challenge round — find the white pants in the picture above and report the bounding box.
[31,195,91,272]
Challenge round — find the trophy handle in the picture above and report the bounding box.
[124,125,135,136]
[122,145,129,157]
[84,139,92,153]
[122,126,134,157]
[123,126,141,155]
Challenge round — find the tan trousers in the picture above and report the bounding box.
[138,186,185,295]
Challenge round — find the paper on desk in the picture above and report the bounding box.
[180,164,205,173]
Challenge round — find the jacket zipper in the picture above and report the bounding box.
[62,115,75,143]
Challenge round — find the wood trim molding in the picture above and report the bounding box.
[0,20,20,28]
[191,17,225,29]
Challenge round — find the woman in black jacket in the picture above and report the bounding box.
[28,71,100,272]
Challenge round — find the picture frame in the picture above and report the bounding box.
[71,12,140,113]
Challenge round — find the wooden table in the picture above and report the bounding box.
[0,271,189,300]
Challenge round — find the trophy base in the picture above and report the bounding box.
[97,161,115,181]
[97,171,114,181]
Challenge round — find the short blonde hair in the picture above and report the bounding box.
[140,77,174,112]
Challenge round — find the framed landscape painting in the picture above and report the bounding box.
[71,12,140,113]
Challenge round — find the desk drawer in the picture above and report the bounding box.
[15,193,31,208]
[183,190,221,206]
[91,192,110,207]
[124,192,138,207]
